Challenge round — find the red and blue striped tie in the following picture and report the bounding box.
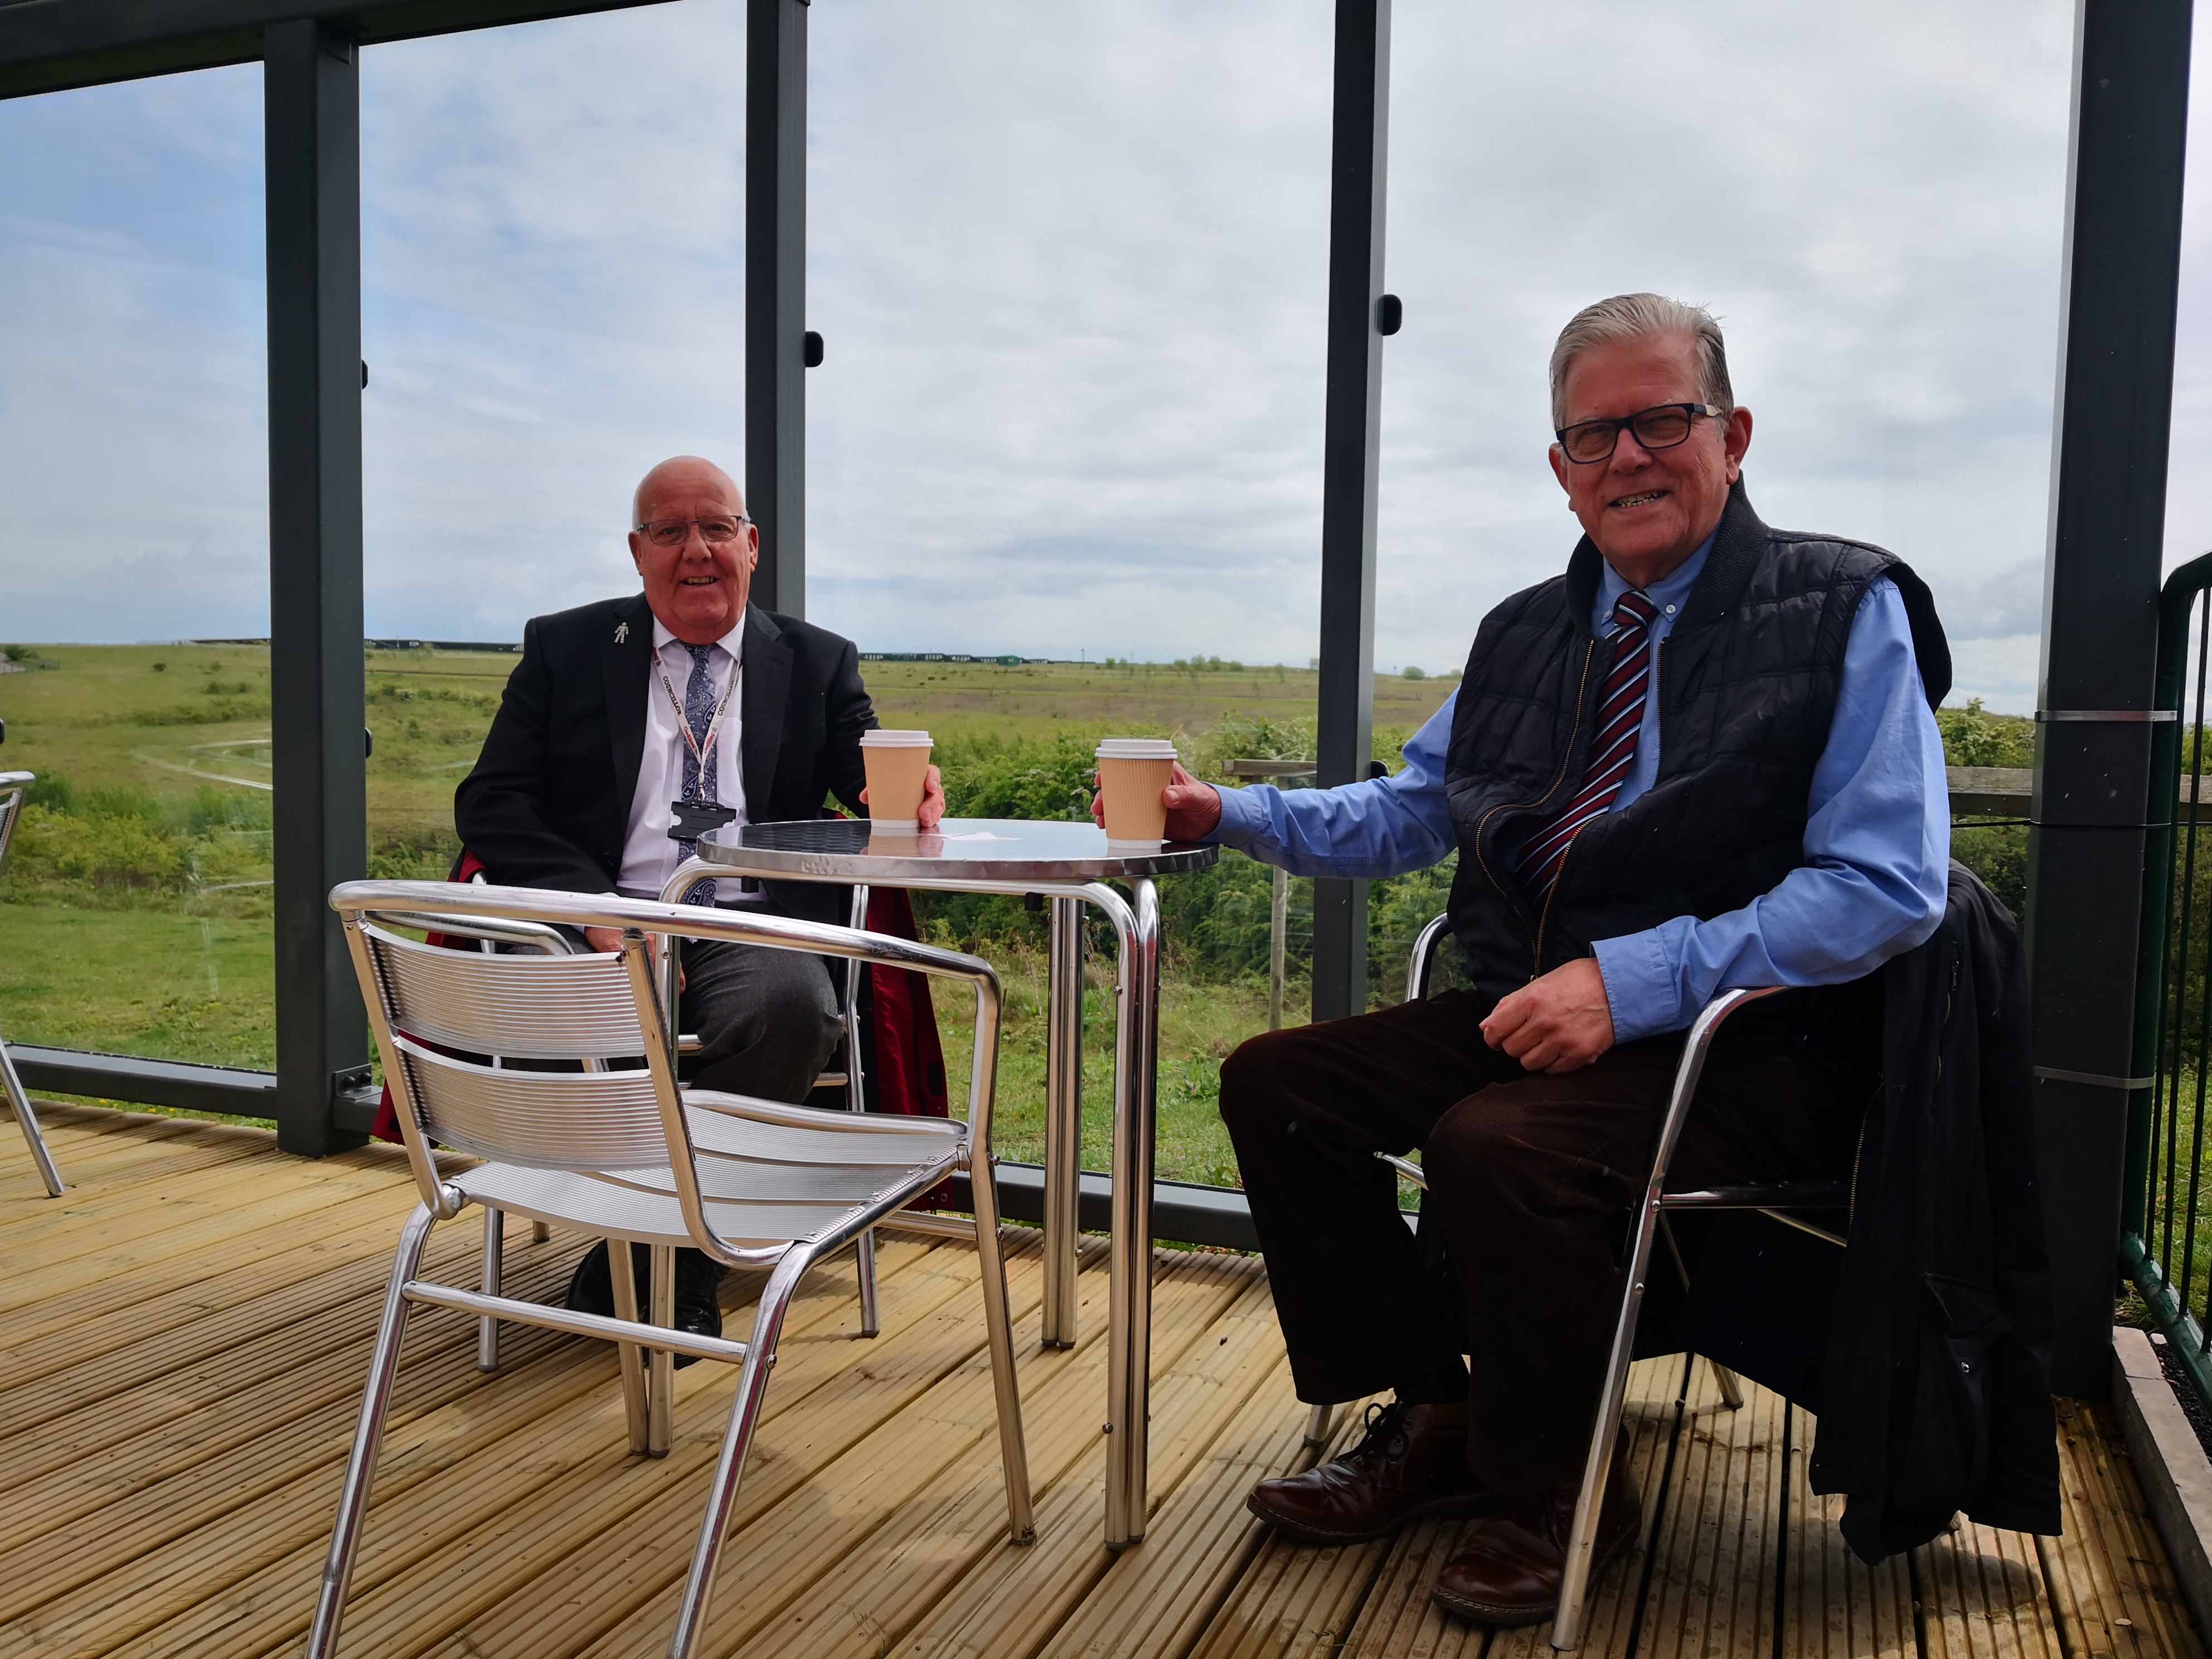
[1517,590,1662,900]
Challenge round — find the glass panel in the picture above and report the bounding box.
[0,67,274,1078]
[314,0,2080,1199]
[1385,0,2073,973]
[809,2,1340,1182]
[358,2,749,882]
[1385,1,2074,722]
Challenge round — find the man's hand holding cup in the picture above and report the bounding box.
[1089,755,1222,842]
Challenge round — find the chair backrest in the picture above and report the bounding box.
[0,772,33,880]
[351,920,683,1178]
[333,878,1006,1258]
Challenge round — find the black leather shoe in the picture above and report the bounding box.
[563,1239,620,1316]
[670,1295,723,1368]
[564,1243,729,1368]
[1246,1401,1502,1544]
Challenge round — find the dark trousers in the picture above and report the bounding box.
[678,933,843,1103]
[1220,987,1855,1493]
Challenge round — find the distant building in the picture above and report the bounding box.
[860,652,1051,666]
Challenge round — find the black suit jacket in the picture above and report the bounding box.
[455,594,875,924]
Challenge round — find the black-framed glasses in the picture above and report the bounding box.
[634,514,752,548]
[1554,402,1726,465]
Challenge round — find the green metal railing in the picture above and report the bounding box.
[2123,550,2212,1406]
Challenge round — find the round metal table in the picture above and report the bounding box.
[667,817,1219,1547]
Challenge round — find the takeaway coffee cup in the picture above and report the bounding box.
[1095,737,1179,845]
[860,729,933,831]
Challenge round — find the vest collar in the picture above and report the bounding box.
[1563,477,1768,639]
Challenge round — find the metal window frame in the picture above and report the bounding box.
[0,1,2198,1360]
[2029,0,2193,1395]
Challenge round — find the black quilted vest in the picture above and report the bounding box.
[1443,482,1951,1006]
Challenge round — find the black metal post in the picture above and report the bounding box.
[746,0,807,617]
[1312,0,1390,1023]
[264,18,369,1156]
[2026,0,2192,1396]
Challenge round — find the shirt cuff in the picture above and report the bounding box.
[1591,929,1685,1045]
[1207,784,1269,847]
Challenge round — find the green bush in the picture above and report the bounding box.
[1937,698,2033,768]
[1,777,273,899]
[7,803,195,891]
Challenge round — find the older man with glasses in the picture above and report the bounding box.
[1131,294,1957,1624]
[455,453,942,1348]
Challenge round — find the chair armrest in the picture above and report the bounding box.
[1405,911,1453,1003]
[1644,987,1789,1197]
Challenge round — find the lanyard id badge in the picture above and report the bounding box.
[657,651,740,840]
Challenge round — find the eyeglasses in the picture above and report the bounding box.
[1554,402,1726,465]
[634,514,752,548]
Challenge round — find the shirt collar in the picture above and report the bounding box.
[1595,529,1716,630]
[651,609,747,664]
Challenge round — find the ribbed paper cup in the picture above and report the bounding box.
[860,729,932,831]
[1095,737,1178,844]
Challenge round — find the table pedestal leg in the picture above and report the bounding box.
[1043,896,1084,1348]
[1104,878,1161,1547]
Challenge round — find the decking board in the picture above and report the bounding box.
[1,1105,2199,1659]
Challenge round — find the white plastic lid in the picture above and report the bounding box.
[860,729,933,748]
[1094,738,1178,760]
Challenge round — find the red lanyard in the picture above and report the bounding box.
[654,647,740,792]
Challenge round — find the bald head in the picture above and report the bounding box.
[627,454,759,644]
[633,455,743,528]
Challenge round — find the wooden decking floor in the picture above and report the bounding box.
[0,1103,2200,1659]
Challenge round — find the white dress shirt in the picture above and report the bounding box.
[617,614,749,899]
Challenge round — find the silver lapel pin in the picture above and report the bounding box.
[614,622,630,644]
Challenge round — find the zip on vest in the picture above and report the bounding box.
[1473,638,1598,974]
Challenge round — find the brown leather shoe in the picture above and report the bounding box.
[1430,1442,1643,1627]
[1247,1401,1501,1544]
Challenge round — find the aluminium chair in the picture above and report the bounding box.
[308,880,1033,1659]
[1547,982,1851,1650]
[401,880,887,1374]
[434,861,886,1335]
[0,771,62,1197]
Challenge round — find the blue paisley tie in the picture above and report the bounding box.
[678,642,717,906]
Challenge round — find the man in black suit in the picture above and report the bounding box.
[455,453,942,1342]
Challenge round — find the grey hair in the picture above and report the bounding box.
[1548,294,1733,429]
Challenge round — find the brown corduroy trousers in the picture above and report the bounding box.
[1219,987,1856,1493]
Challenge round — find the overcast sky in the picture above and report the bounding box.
[1,0,2205,711]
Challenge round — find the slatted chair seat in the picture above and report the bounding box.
[307,880,1033,1659]
[456,1162,874,1251]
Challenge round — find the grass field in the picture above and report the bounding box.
[0,639,2039,1193]
[859,656,1454,744]
[0,641,1452,1182]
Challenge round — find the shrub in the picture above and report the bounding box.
[23,773,76,814]
[1937,698,2032,769]
[4,803,195,891]
[0,777,273,900]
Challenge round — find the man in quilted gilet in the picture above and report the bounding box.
[1126,295,1952,1626]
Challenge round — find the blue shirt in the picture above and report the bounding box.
[1209,542,1951,1041]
